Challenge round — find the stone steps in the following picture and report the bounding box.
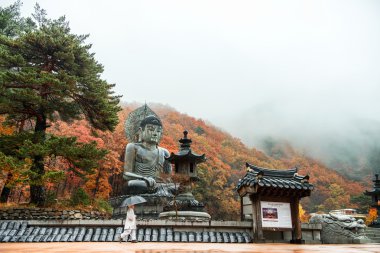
[365,227,380,243]
[0,221,252,243]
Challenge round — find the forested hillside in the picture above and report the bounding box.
[150,104,368,218]
[0,104,371,219]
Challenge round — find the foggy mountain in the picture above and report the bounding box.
[218,102,380,181]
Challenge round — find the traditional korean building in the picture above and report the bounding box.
[237,163,314,243]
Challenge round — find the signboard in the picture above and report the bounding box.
[261,201,292,228]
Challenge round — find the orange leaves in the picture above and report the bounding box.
[293,156,365,212]
[50,121,105,147]
[84,169,112,200]
[0,116,14,135]
[46,113,128,201]
[160,135,177,154]
[299,204,310,223]
[366,207,378,225]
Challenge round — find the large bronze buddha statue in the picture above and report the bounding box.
[123,106,173,196]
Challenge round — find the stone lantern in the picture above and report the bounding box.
[159,130,210,221]
[365,174,380,227]
[167,130,206,180]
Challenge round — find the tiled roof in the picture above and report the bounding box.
[365,189,380,196]
[167,150,206,163]
[237,163,313,197]
[0,221,252,243]
[166,130,206,163]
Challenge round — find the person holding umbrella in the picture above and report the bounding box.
[119,195,146,243]
[120,204,137,243]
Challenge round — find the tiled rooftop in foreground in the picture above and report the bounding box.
[0,220,252,243]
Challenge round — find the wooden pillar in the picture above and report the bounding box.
[294,197,302,240]
[251,194,264,242]
[250,195,258,241]
[252,195,264,242]
[290,196,303,243]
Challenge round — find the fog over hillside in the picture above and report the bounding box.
[215,100,380,180]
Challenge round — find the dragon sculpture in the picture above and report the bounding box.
[309,212,369,243]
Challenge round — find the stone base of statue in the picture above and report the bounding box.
[110,179,177,219]
[159,210,211,222]
[158,192,211,222]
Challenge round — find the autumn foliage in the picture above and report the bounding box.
[0,116,30,203]
[366,207,378,225]
[299,204,310,223]
[0,103,372,219]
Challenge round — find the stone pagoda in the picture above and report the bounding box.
[159,130,211,221]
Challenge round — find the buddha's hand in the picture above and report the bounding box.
[143,177,157,190]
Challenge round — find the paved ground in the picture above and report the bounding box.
[1,242,380,253]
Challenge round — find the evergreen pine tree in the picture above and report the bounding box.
[0,3,121,205]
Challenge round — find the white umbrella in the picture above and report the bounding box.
[120,195,147,207]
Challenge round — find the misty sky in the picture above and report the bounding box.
[3,0,380,164]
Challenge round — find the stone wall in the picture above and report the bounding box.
[256,224,322,244]
[0,208,110,220]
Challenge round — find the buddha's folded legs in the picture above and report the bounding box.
[124,180,176,197]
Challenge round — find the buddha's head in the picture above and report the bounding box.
[139,115,163,144]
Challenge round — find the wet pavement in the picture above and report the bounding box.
[1,242,379,253]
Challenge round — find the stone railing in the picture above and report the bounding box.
[0,208,110,220]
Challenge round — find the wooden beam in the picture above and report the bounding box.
[272,187,280,197]
[238,186,258,197]
[247,186,257,194]
[262,187,271,196]
[238,187,247,197]
[283,190,291,197]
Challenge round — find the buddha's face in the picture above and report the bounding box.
[140,124,162,144]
